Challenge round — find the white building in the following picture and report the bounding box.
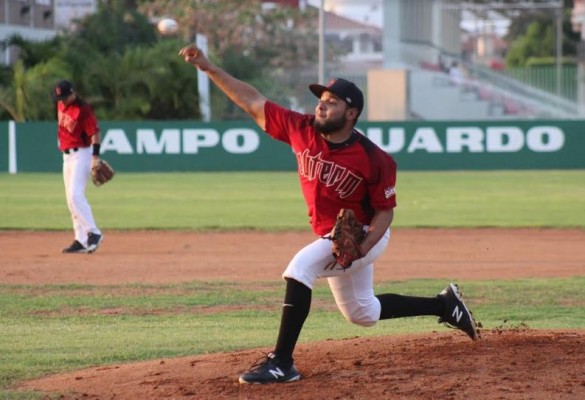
[0,0,97,64]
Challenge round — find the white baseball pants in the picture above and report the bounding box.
[62,147,101,246]
[282,228,391,327]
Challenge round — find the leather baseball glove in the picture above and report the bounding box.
[91,159,115,186]
[325,208,366,270]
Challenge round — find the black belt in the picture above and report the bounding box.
[63,147,79,154]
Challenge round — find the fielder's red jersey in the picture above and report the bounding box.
[56,100,100,151]
[264,101,397,236]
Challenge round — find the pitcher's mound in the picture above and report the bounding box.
[18,329,585,400]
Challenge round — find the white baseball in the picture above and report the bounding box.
[157,18,178,35]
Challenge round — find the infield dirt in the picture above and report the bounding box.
[3,228,585,399]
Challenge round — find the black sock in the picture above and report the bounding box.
[274,278,312,365]
[377,293,444,320]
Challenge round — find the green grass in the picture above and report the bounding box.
[1,170,584,399]
[0,170,584,230]
[2,278,585,397]
[396,170,585,227]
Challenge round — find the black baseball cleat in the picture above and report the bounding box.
[239,352,300,384]
[86,233,103,253]
[62,240,87,254]
[438,283,480,341]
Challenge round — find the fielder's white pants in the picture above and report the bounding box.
[63,147,101,246]
[283,228,391,327]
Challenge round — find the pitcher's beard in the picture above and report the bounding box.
[313,115,346,134]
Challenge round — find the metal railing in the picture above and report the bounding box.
[465,62,579,118]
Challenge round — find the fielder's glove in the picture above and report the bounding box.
[91,158,115,186]
[325,208,366,270]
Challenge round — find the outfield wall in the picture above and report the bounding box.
[1,120,584,172]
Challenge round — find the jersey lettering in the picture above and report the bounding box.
[319,160,345,187]
[384,186,396,199]
[296,149,363,199]
[58,111,78,134]
[336,171,362,198]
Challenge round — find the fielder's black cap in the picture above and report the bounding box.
[309,78,364,117]
[52,80,74,101]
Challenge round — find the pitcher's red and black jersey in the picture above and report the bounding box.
[264,101,397,236]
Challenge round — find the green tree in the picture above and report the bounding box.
[70,0,157,56]
[4,35,64,69]
[137,0,320,119]
[83,39,199,120]
[0,59,70,121]
[504,5,580,67]
[1,0,321,121]
[506,20,555,67]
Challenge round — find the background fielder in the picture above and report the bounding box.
[179,44,480,385]
[53,80,104,254]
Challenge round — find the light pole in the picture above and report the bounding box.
[318,0,325,84]
[195,33,211,122]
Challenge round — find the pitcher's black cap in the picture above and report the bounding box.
[309,78,364,117]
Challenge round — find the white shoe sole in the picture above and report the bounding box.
[238,374,300,384]
[86,236,103,253]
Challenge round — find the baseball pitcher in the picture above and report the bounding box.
[179,45,480,385]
